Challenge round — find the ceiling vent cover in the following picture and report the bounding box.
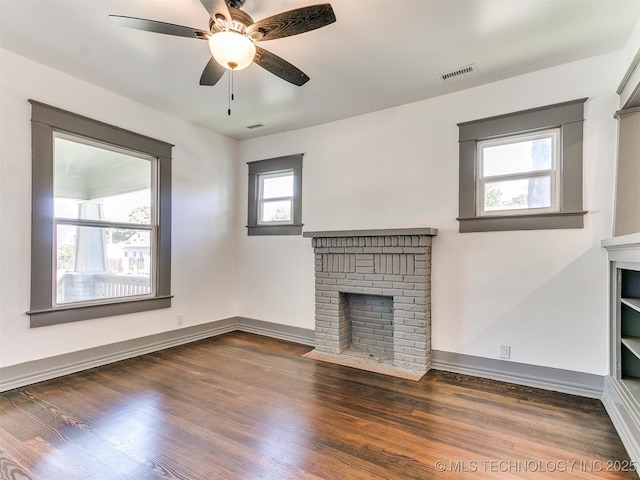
[246,124,264,129]
[439,64,476,81]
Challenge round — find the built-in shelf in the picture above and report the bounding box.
[622,298,640,313]
[601,87,640,466]
[620,270,640,387]
[610,265,640,390]
[604,236,640,420]
[622,337,640,359]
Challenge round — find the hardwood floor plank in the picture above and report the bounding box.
[0,332,635,479]
[0,433,38,480]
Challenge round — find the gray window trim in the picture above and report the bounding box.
[247,154,303,236]
[457,98,588,233]
[27,100,173,327]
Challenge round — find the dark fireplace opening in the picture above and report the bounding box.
[343,293,394,363]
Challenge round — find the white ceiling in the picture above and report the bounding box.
[1,0,639,140]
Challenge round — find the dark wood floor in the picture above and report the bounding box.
[0,331,635,479]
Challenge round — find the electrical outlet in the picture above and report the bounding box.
[177,314,184,326]
[500,345,511,360]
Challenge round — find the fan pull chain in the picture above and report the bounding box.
[227,70,236,116]
[227,70,231,116]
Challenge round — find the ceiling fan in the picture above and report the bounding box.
[110,0,336,87]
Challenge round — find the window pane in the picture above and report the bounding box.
[483,176,551,212]
[56,224,152,304]
[261,173,293,199]
[54,135,152,223]
[482,136,553,177]
[261,200,292,223]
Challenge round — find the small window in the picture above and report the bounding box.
[477,129,559,216]
[28,100,173,327]
[257,170,294,225]
[247,154,303,236]
[457,98,587,233]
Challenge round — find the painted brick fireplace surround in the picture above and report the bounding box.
[303,228,437,380]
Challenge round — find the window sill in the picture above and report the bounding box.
[457,211,587,233]
[27,295,173,328]
[247,224,303,236]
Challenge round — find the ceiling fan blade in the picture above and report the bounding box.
[200,57,227,86]
[110,15,210,39]
[247,4,336,42]
[200,0,232,22]
[254,46,310,86]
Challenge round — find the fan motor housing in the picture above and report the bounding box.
[209,7,254,33]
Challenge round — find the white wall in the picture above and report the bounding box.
[623,16,640,71]
[237,52,623,376]
[0,49,239,367]
[0,46,624,377]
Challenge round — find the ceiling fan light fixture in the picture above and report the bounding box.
[209,31,256,70]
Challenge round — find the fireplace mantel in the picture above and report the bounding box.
[303,227,438,238]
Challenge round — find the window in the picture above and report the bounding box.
[477,129,559,216]
[457,98,587,232]
[257,170,294,224]
[28,101,173,327]
[247,154,303,235]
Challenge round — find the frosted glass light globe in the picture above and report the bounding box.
[209,31,256,70]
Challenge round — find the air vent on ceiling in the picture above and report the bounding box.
[246,124,264,129]
[439,64,477,81]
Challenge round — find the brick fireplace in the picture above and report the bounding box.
[302,228,437,380]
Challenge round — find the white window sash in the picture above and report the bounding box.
[257,170,294,225]
[51,134,159,308]
[476,129,560,216]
